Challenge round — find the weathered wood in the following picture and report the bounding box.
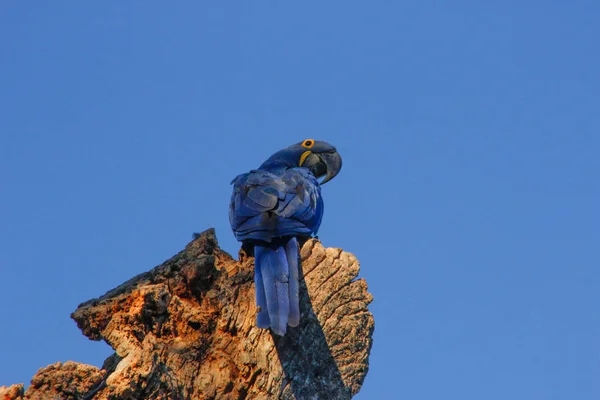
[1,229,374,399]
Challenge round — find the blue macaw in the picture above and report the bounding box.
[229,139,342,336]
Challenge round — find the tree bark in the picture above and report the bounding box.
[1,229,374,399]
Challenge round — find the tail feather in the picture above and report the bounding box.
[285,237,300,327]
[254,261,270,328]
[254,244,290,336]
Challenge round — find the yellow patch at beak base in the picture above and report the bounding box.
[299,150,312,166]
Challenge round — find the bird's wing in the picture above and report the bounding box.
[276,168,322,223]
[229,168,323,240]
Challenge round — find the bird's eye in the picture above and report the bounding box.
[302,139,314,148]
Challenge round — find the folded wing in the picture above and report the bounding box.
[230,168,323,242]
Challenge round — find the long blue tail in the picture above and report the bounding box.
[254,237,300,336]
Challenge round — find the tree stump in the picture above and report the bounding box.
[1,229,374,399]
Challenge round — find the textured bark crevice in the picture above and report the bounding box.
[1,229,374,399]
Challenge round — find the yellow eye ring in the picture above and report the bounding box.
[301,139,315,149]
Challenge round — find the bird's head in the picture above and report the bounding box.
[260,139,342,184]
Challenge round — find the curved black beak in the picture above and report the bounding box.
[310,151,342,185]
[317,151,342,184]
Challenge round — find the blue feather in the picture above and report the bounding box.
[254,258,270,328]
[286,237,300,327]
[254,244,289,336]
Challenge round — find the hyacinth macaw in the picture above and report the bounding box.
[229,139,342,336]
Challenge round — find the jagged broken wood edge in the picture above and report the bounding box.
[1,229,374,400]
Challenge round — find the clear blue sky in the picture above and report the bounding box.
[1,2,598,399]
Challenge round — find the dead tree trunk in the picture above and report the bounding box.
[1,229,374,400]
